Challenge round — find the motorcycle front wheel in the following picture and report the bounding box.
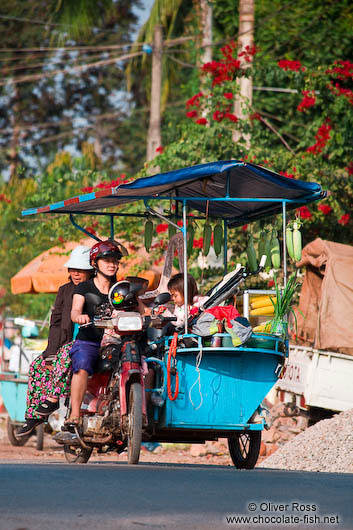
[64,444,93,464]
[127,382,142,464]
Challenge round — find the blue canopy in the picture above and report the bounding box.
[22,160,325,226]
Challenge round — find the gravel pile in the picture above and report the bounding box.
[259,408,353,473]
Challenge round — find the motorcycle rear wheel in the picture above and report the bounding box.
[64,444,93,464]
[127,382,142,464]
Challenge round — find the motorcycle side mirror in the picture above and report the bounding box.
[154,292,171,306]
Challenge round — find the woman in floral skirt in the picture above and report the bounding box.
[17,245,93,436]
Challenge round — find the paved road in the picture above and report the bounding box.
[0,462,352,529]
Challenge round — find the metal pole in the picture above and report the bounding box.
[183,201,188,335]
[223,219,228,274]
[282,201,287,286]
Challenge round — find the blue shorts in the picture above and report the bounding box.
[69,340,100,375]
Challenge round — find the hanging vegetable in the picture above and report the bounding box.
[270,229,281,269]
[258,231,266,264]
[213,222,223,257]
[187,220,195,255]
[286,223,295,260]
[168,218,176,240]
[144,219,153,252]
[293,221,302,262]
[246,234,258,272]
[203,222,212,256]
[264,230,272,271]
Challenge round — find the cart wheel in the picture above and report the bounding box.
[228,431,261,469]
[6,417,30,446]
[64,444,93,464]
[127,382,142,464]
[35,423,44,451]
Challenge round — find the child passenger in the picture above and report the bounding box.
[167,273,208,327]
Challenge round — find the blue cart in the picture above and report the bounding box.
[0,319,44,450]
[22,159,325,466]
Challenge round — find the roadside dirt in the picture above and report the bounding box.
[0,433,236,466]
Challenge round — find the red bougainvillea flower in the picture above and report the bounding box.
[338,213,350,225]
[87,227,97,236]
[223,92,233,99]
[346,162,353,175]
[155,146,164,154]
[280,170,295,179]
[278,59,305,72]
[196,118,208,125]
[318,204,332,215]
[306,119,332,155]
[186,110,198,119]
[193,237,204,249]
[297,90,316,112]
[202,42,242,86]
[242,224,248,231]
[213,110,224,122]
[328,81,353,105]
[296,206,312,219]
[58,236,65,243]
[80,186,94,193]
[186,92,203,108]
[225,113,238,123]
[0,193,11,203]
[249,112,261,122]
[326,60,353,80]
[156,223,168,234]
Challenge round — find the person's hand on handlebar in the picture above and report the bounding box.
[73,313,91,325]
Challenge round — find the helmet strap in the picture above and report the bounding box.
[95,267,116,283]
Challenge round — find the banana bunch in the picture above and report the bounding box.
[249,295,276,316]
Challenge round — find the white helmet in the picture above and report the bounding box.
[64,245,93,270]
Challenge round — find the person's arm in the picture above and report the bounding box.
[71,293,90,325]
[42,286,65,358]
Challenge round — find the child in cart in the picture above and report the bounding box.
[166,273,209,327]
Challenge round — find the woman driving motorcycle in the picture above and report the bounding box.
[65,240,122,429]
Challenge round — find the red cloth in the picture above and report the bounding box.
[205,305,240,328]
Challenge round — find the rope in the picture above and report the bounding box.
[167,332,179,401]
[188,343,203,411]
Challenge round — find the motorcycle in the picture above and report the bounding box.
[56,280,175,464]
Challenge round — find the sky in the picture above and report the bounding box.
[133,0,155,36]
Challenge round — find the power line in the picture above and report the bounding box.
[0,50,144,87]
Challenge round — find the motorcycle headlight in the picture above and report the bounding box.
[112,312,143,332]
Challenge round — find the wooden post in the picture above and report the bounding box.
[146,24,163,164]
[233,0,254,147]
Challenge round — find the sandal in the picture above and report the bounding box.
[36,399,59,417]
[16,418,43,437]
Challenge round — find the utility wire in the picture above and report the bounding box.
[0,50,144,86]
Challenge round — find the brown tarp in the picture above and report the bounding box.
[295,238,353,355]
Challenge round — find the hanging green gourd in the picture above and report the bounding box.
[264,230,272,271]
[168,218,176,240]
[187,220,195,255]
[213,222,223,257]
[203,222,212,256]
[270,229,281,269]
[286,222,295,260]
[258,230,266,264]
[246,234,258,272]
[144,218,153,252]
[293,220,302,262]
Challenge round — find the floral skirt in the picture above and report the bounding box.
[25,341,73,420]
